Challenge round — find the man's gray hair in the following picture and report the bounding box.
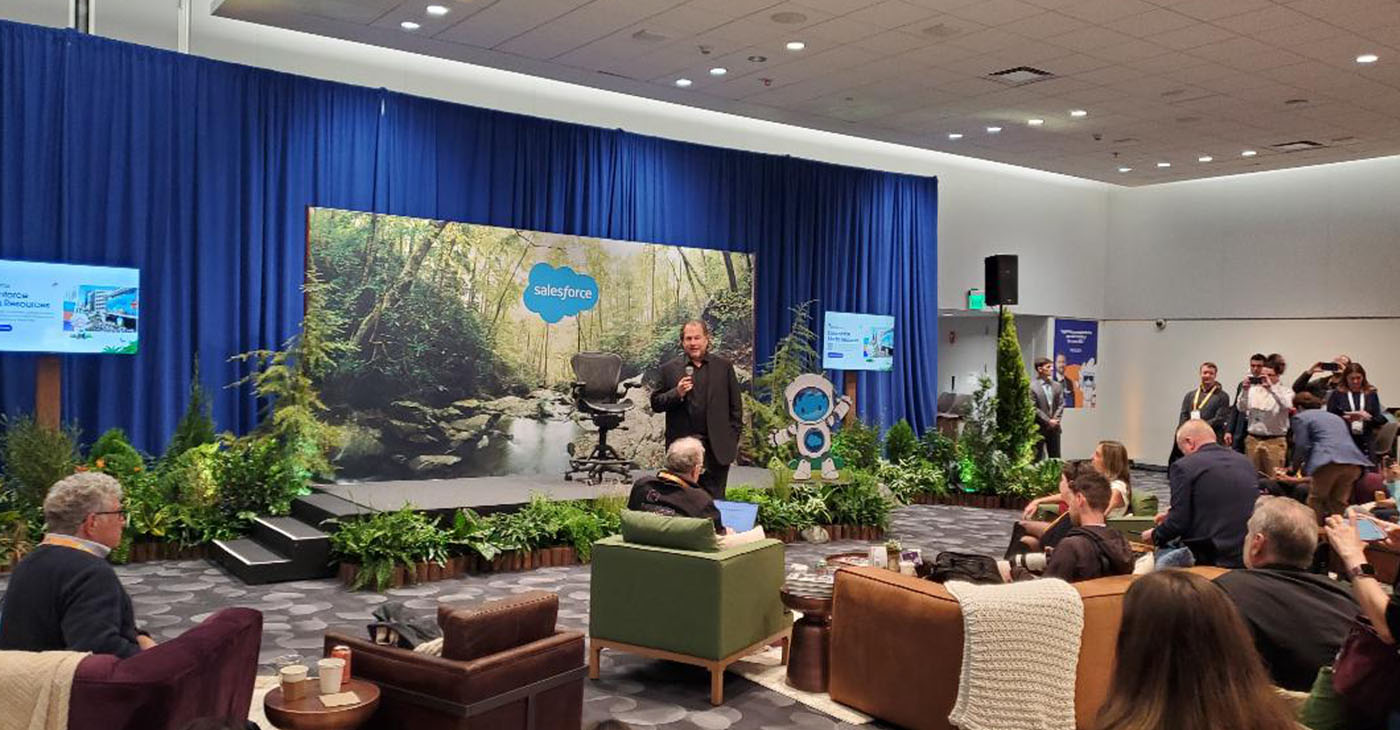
[1247,496,1318,569]
[664,437,706,476]
[44,472,123,536]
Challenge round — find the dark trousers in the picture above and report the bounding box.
[699,447,729,501]
[1037,426,1061,460]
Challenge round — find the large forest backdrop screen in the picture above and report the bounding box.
[307,208,755,481]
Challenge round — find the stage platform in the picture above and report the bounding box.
[314,465,774,513]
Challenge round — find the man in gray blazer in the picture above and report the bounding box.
[1031,357,1065,459]
[1291,391,1373,523]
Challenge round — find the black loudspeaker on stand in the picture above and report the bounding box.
[984,254,1019,305]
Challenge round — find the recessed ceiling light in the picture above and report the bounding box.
[747,55,767,62]
[1198,155,1213,162]
[986,126,1002,133]
[786,41,806,51]
[1118,166,1132,173]
[1241,149,1257,157]
[1157,162,1171,168]
[425,4,449,16]
[400,20,421,30]
[674,78,692,88]
[709,67,727,76]
[1357,53,1379,64]
[1069,109,1088,117]
[948,133,964,140]
[1027,118,1044,126]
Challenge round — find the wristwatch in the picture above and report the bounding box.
[1348,563,1377,580]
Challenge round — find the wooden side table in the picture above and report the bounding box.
[264,677,380,730]
[779,588,833,693]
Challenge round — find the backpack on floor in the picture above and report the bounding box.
[927,550,1003,585]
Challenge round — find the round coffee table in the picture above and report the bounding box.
[779,588,834,693]
[264,677,380,730]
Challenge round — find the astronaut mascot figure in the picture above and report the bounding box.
[768,373,852,481]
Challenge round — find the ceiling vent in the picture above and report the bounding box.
[1271,140,1326,152]
[987,66,1054,86]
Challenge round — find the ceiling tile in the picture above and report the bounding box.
[941,0,1044,26]
[859,0,943,29]
[1169,0,1275,22]
[1102,8,1197,38]
[1209,5,1317,35]
[1056,0,1158,25]
[998,11,1087,39]
[1147,23,1235,51]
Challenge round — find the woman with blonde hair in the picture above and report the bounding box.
[1094,570,1298,730]
[1093,440,1133,517]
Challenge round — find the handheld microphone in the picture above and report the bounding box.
[684,365,694,398]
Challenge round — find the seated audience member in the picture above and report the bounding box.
[1327,361,1384,459]
[1008,460,1090,558]
[1144,420,1258,568]
[0,472,154,657]
[1242,362,1293,472]
[1093,570,1298,730]
[1292,391,1372,523]
[628,437,723,533]
[1093,440,1134,517]
[1293,354,1350,399]
[1003,471,1134,583]
[1215,497,1359,691]
[1325,512,1400,648]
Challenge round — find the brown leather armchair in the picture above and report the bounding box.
[324,591,586,730]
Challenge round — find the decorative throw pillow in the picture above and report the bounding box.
[620,510,719,552]
[413,637,443,656]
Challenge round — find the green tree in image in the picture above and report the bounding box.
[995,307,1040,463]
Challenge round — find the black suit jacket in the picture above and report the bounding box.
[1155,443,1259,568]
[650,353,743,465]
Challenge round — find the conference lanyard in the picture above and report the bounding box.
[1193,385,1218,411]
[41,534,107,557]
[1351,391,1364,412]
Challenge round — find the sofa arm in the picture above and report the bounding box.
[829,567,964,730]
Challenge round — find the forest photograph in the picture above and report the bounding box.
[307,208,755,481]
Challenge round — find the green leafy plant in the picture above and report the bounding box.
[213,436,303,523]
[0,509,34,569]
[877,458,947,504]
[883,419,918,465]
[919,429,958,473]
[1,414,79,510]
[832,417,880,473]
[165,358,217,460]
[741,300,819,464]
[824,473,893,529]
[329,506,448,591]
[994,308,1040,464]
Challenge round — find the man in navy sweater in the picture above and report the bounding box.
[1144,419,1259,568]
[0,472,153,657]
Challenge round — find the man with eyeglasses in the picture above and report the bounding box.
[0,472,155,656]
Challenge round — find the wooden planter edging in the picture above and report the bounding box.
[911,493,1030,510]
[127,542,210,563]
[338,545,582,590]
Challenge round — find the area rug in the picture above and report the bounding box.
[729,646,872,725]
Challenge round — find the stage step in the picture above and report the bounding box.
[252,516,332,576]
[210,538,300,586]
[293,491,374,529]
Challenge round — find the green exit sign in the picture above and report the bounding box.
[967,289,985,310]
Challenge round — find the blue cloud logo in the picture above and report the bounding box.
[522,263,599,324]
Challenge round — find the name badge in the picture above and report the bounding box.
[1190,410,1202,420]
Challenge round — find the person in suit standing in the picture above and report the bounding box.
[1325,362,1384,459]
[1292,391,1373,523]
[1168,362,1233,465]
[1144,419,1259,568]
[649,320,743,500]
[1031,357,1064,459]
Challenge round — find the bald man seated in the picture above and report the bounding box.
[1144,419,1260,568]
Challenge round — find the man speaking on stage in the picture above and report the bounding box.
[650,320,742,500]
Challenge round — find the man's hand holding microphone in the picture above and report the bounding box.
[678,365,694,398]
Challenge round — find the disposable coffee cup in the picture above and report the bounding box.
[317,658,345,694]
[279,665,308,686]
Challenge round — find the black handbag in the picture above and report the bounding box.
[926,550,1004,585]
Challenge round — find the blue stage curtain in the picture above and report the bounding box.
[0,21,938,451]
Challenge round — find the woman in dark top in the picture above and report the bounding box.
[1326,362,1384,458]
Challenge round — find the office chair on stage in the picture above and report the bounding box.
[566,352,643,484]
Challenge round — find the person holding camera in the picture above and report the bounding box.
[1229,354,1268,453]
[1292,354,1349,399]
[1326,362,1384,459]
[1242,362,1293,473]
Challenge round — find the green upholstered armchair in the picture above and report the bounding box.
[587,534,791,705]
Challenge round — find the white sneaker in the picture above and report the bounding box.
[820,458,839,481]
[793,460,813,480]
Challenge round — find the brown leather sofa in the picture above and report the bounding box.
[324,591,586,730]
[828,566,1226,730]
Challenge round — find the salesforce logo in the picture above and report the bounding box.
[522,263,599,324]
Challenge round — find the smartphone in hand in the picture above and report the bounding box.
[1358,519,1387,541]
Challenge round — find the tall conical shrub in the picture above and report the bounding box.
[994,307,1040,462]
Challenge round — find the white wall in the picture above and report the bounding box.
[10,0,1112,321]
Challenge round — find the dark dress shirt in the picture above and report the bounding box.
[649,353,743,466]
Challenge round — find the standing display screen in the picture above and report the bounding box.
[822,311,894,372]
[0,259,140,355]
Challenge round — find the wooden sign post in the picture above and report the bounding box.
[36,355,61,429]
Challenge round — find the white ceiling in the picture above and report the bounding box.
[212,0,1400,186]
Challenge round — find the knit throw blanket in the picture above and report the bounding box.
[0,650,88,730]
[945,579,1084,730]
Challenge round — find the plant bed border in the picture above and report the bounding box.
[126,541,210,563]
[911,493,1031,510]
[338,545,582,590]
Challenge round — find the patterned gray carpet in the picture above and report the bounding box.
[0,470,1170,730]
